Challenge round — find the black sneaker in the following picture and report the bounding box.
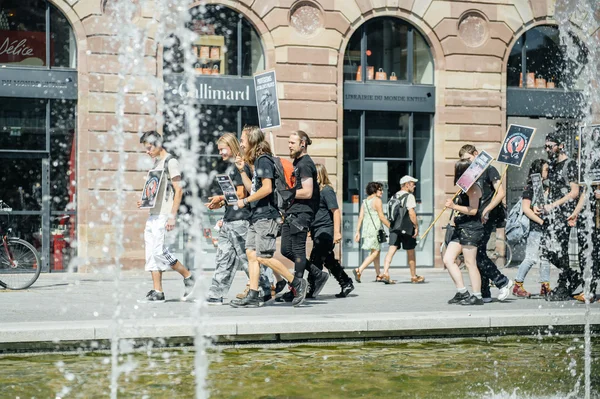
[459,295,484,306]
[206,297,223,306]
[448,291,470,304]
[229,290,264,308]
[310,271,330,299]
[546,286,572,302]
[182,274,197,301]
[138,290,165,303]
[275,290,294,303]
[275,280,287,294]
[292,279,309,307]
[263,294,272,303]
[335,282,355,298]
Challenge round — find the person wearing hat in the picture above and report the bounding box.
[538,132,582,300]
[380,175,424,284]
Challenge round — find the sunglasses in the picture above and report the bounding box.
[544,143,557,149]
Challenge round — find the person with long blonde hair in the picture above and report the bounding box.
[229,126,309,308]
[307,163,354,298]
[204,133,272,305]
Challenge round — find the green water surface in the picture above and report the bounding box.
[0,337,598,398]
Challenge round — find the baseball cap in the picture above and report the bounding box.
[400,175,418,185]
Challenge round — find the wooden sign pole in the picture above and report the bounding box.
[419,188,462,242]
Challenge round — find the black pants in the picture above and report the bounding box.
[478,221,509,298]
[543,219,581,292]
[280,213,313,279]
[309,232,352,287]
[577,223,600,294]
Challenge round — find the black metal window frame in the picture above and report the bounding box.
[507,25,586,118]
[0,1,76,71]
[189,4,265,78]
[352,18,428,84]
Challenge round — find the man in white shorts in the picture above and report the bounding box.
[137,131,195,303]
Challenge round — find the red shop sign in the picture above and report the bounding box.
[0,31,49,66]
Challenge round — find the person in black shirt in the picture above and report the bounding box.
[539,133,581,300]
[444,159,484,305]
[567,183,600,303]
[513,159,552,297]
[307,163,354,298]
[276,131,329,302]
[459,145,514,302]
[229,126,308,308]
[204,133,272,305]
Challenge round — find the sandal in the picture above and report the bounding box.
[381,274,396,285]
[411,275,425,284]
[376,274,385,283]
[353,268,362,283]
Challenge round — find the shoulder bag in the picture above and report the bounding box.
[365,199,387,244]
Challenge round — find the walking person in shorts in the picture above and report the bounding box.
[459,145,513,302]
[229,126,308,308]
[204,133,272,305]
[137,131,195,303]
[381,175,424,284]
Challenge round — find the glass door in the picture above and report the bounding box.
[342,110,434,268]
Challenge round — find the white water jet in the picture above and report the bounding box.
[555,1,600,398]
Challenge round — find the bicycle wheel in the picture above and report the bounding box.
[0,238,42,290]
[486,236,513,268]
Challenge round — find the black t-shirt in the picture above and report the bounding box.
[522,184,543,232]
[477,165,501,212]
[453,182,482,227]
[311,185,338,235]
[250,155,279,222]
[548,158,578,215]
[223,164,251,222]
[287,154,320,216]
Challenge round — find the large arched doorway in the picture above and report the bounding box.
[341,17,436,268]
[0,0,78,272]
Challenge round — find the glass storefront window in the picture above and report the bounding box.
[0,1,76,68]
[342,110,434,268]
[50,99,76,212]
[343,17,433,85]
[163,5,265,77]
[507,25,587,90]
[0,98,46,151]
[50,4,76,68]
[365,112,409,158]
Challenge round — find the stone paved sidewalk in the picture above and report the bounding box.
[0,267,598,349]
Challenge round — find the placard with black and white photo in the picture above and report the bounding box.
[578,125,600,184]
[254,70,281,130]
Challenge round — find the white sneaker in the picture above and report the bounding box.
[497,279,514,302]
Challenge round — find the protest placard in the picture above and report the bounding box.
[578,125,600,184]
[254,70,281,130]
[140,169,164,209]
[497,124,536,167]
[216,174,239,205]
[456,150,494,193]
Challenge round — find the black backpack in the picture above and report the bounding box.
[387,193,414,235]
[257,154,296,212]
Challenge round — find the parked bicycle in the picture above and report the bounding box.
[0,200,42,290]
[440,226,513,269]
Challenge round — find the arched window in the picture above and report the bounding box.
[0,0,76,68]
[507,25,587,90]
[164,4,265,77]
[343,18,433,85]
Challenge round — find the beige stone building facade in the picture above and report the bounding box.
[0,0,588,272]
